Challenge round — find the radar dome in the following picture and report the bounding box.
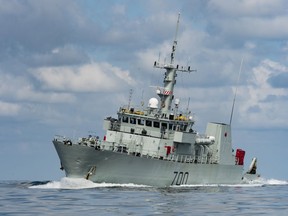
[148,98,159,109]
[175,98,180,105]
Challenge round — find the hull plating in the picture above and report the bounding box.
[53,141,244,187]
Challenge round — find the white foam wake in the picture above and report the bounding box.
[29,177,150,189]
[29,177,287,189]
[248,177,288,186]
[171,182,266,188]
[172,177,288,188]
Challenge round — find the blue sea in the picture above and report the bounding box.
[0,178,287,215]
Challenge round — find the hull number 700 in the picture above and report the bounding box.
[171,171,189,185]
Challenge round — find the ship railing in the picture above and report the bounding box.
[54,134,104,149]
[112,145,128,153]
[167,154,194,163]
[108,144,215,165]
[166,154,216,164]
[169,154,178,162]
[76,137,102,148]
[209,155,219,164]
[184,156,195,163]
[54,135,66,141]
[54,135,74,145]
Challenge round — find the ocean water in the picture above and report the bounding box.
[0,178,287,216]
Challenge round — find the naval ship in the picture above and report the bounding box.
[53,14,259,187]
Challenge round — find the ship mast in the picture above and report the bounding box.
[153,13,195,115]
[170,12,180,65]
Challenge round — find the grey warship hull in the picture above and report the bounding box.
[53,140,244,187]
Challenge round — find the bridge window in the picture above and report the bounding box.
[146,120,152,127]
[153,121,160,128]
[174,125,178,131]
[183,124,188,131]
[122,116,128,123]
[161,122,167,129]
[130,117,136,124]
[138,118,145,125]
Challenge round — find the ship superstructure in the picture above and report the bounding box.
[53,14,258,186]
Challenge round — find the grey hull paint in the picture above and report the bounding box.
[53,141,244,187]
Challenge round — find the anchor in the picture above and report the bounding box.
[60,162,64,171]
[85,166,96,180]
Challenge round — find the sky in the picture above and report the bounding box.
[0,0,288,181]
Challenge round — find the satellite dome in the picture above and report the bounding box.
[148,98,159,109]
[175,98,180,105]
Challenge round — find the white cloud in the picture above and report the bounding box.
[244,41,256,50]
[0,101,20,116]
[205,0,288,42]
[208,0,286,17]
[0,73,75,103]
[112,4,126,15]
[136,41,171,73]
[31,62,136,92]
[29,45,88,66]
[220,16,288,39]
[237,59,288,127]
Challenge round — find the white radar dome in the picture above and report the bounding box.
[148,98,159,109]
[175,98,180,105]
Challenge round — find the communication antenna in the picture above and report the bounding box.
[141,89,145,107]
[229,57,244,125]
[186,97,190,114]
[170,13,180,64]
[128,89,133,109]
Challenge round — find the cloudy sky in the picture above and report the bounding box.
[0,0,288,181]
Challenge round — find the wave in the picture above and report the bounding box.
[29,177,151,189]
[29,176,288,190]
[246,177,288,186]
[168,177,288,188]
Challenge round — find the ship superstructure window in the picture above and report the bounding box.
[161,122,167,129]
[138,118,145,125]
[169,123,174,130]
[183,124,188,131]
[153,121,160,128]
[130,117,136,124]
[146,120,152,127]
[122,116,128,123]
